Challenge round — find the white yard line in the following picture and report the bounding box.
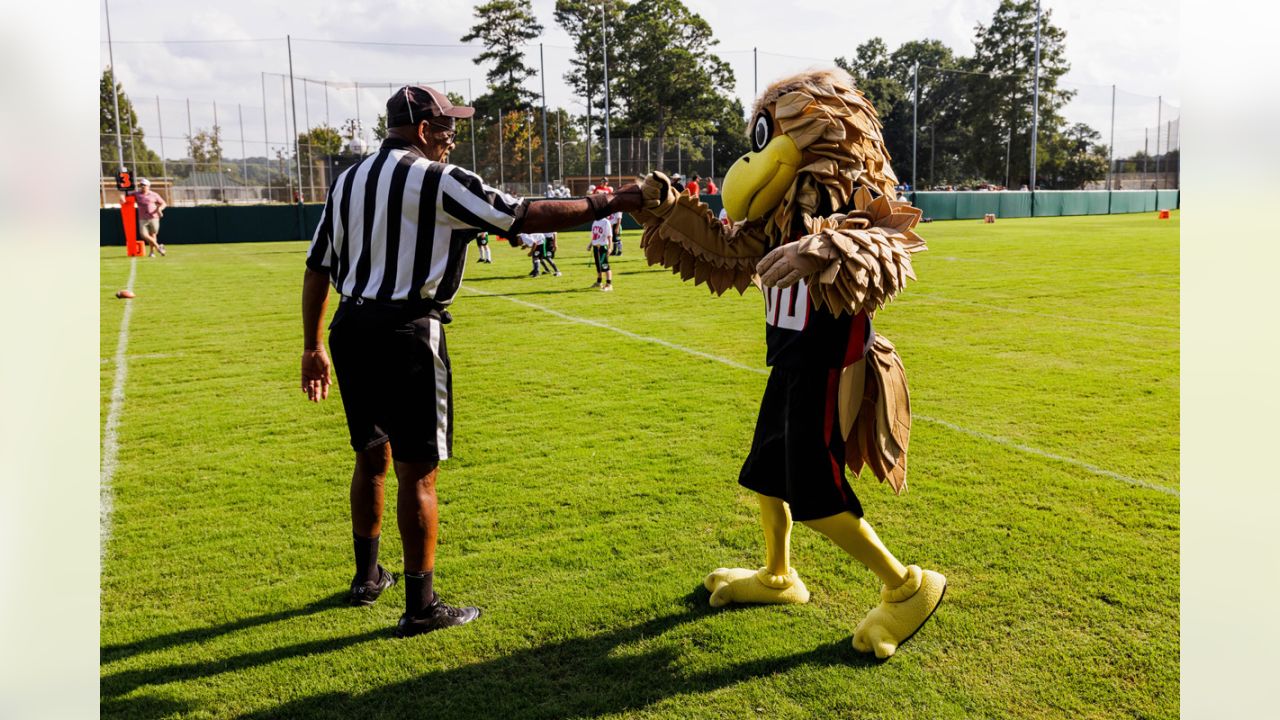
[462,285,1178,497]
[101,259,138,559]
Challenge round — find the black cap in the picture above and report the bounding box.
[386,85,474,127]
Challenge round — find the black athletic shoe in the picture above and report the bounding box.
[348,565,396,607]
[394,593,481,638]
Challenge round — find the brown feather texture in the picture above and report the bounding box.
[840,335,913,495]
[793,186,927,318]
[638,193,770,295]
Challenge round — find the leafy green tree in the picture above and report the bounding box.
[462,0,544,113]
[836,39,962,188]
[614,0,736,164]
[966,0,1073,187]
[100,68,163,177]
[554,0,627,159]
[186,126,224,173]
[1036,122,1107,188]
[298,125,343,157]
[836,38,903,118]
[709,96,750,177]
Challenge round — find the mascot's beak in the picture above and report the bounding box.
[722,134,802,223]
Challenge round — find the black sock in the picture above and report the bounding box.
[404,571,435,616]
[353,533,380,584]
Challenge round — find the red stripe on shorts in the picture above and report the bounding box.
[824,367,849,503]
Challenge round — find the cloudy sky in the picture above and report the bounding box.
[100,0,1179,159]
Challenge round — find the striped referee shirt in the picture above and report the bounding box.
[306,137,525,305]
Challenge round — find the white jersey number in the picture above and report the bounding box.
[764,278,810,331]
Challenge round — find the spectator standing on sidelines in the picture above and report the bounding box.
[686,173,701,198]
[301,85,641,638]
[593,177,613,194]
[670,173,685,193]
[705,176,718,195]
[132,178,167,257]
[589,215,614,292]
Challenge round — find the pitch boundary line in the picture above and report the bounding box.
[462,285,1178,498]
[101,258,138,559]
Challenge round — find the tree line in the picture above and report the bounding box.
[102,0,1164,192]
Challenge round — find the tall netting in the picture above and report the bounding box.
[100,39,1177,206]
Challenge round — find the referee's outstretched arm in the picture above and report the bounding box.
[517,186,644,234]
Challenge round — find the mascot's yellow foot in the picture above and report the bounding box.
[703,567,811,608]
[852,565,946,660]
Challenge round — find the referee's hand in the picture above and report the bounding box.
[301,349,331,402]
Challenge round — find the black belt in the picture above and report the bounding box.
[340,295,452,324]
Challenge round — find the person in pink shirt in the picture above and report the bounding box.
[131,178,167,257]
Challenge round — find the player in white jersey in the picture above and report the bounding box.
[609,210,623,255]
[519,233,560,277]
[589,217,614,291]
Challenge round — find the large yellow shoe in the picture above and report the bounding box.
[704,567,811,608]
[852,565,946,659]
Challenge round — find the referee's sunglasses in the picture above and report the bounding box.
[426,121,456,144]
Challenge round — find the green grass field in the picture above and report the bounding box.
[100,211,1179,719]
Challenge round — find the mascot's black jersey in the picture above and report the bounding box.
[763,277,874,369]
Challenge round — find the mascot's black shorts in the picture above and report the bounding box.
[738,365,863,521]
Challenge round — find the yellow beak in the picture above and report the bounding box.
[721,134,802,222]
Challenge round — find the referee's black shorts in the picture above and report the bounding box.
[738,366,863,521]
[328,298,452,464]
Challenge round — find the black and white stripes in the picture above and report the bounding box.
[307,138,524,305]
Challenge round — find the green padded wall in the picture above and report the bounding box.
[101,191,1175,246]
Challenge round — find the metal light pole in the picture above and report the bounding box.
[911,62,918,190]
[262,72,272,200]
[103,0,125,172]
[238,103,248,185]
[498,108,504,186]
[186,98,194,180]
[1029,0,1041,190]
[287,35,304,202]
[557,110,564,184]
[602,0,612,177]
[1004,127,1011,189]
[214,101,225,199]
[467,79,477,172]
[540,43,550,191]
[1107,84,1116,190]
[1155,95,1162,187]
[155,96,168,182]
[753,47,758,97]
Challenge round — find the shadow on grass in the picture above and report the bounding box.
[101,591,348,664]
[103,588,878,720]
[224,589,874,720]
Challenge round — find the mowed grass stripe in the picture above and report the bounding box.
[463,282,1176,497]
[100,211,1178,720]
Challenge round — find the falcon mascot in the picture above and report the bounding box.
[632,68,944,659]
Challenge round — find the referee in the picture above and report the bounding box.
[301,85,642,638]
